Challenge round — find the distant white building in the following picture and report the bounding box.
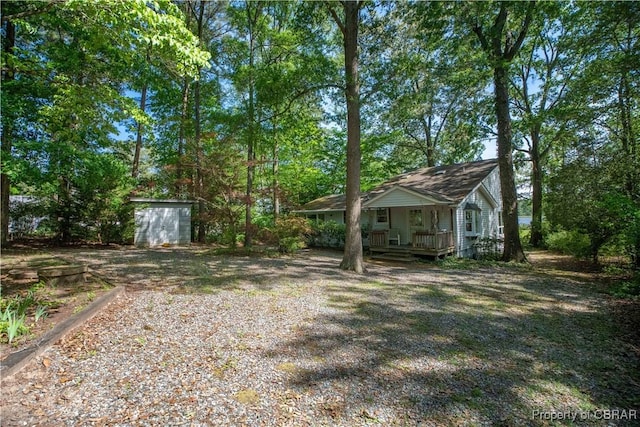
[9,195,47,239]
[130,198,194,246]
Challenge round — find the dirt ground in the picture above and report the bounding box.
[1,245,638,426]
[526,250,639,349]
[2,245,638,360]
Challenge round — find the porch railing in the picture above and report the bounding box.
[412,231,454,250]
[370,229,454,251]
[369,230,388,248]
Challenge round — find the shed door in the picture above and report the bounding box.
[150,207,179,245]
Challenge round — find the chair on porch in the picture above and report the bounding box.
[388,228,401,246]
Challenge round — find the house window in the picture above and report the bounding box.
[409,209,423,227]
[464,202,482,236]
[465,210,474,233]
[376,208,388,224]
[464,210,481,235]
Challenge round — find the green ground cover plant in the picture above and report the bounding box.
[0,283,48,344]
[1,252,114,353]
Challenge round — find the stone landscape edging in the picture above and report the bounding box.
[0,285,125,381]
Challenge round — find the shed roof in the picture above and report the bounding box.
[130,197,195,205]
[299,159,498,212]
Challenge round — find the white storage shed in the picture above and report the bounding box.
[131,198,194,246]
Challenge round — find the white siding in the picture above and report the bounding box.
[304,211,344,224]
[134,202,192,246]
[177,206,192,244]
[365,187,439,208]
[326,212,344,223]
[454,168,502,257]
[483,167,501,202]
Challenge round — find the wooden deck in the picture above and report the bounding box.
[368,230,455,257]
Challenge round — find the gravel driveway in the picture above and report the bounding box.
[2,247,638,426]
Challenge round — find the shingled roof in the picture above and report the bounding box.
[300,159,499,211]
[365,159,498,205]
[299,194,347,212]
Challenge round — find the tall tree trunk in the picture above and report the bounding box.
[529,130,543,247]
[619,73,636,199]
[245,90,255,247]
[473,1,533,263]
[1,18,15,246]
[420,115,435,167]
[244,3,259,248]
[194,1,205,243]
[618,72,639,269]
[177,78,190,197]
[339,1,364,273]
[273,120,280,220]
[494,65,527,262]
[194,75,205,243]
[58,175,72,244]
[132,83,147,178]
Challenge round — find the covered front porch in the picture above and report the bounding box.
[362,185,457,257]
[368,229,455,257]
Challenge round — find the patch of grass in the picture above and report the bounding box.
[434,256,502,270]
[382,358,413,373]
[470,387,483,398]
[455,330,484,353]
[399,394,423,409]
[609,276,640,299]
[354,301,384,318]
[511,291,541,303]
[406,313,432,334]
[207,246,279,258]
[235,388,260,405]
[276,362,300,374]
[417,285,452,300]
[211,356,238,379]
[436,256,533,272]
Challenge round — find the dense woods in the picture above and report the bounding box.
[1,1,638,270]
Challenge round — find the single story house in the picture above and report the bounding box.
[131,198,194,246]
[297,159,503,258]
